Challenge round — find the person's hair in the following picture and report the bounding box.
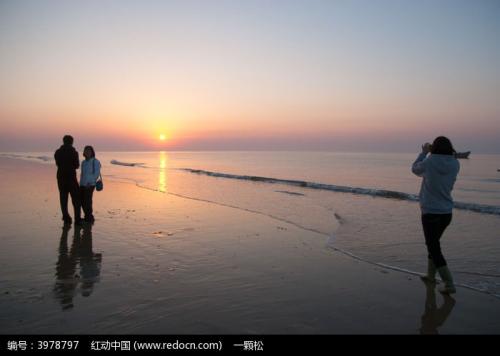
[63,135,73,145]
[431,136,456,156]
[83,145,96,159]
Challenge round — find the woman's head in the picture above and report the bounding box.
[431,136,455,156]
[83,145,96,159]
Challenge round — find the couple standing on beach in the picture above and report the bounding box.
[54,135,102,225]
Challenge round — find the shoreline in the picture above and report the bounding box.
[1,157,500,334]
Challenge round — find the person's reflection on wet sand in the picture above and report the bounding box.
[53,225,79,310]
[78,223,102,297]
[53,224,102,310]
[419,281,456,334]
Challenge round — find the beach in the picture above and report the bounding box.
[1,156,500,334]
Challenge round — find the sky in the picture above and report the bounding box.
[1,0,499,152]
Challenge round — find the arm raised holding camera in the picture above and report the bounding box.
[412,142,432,177]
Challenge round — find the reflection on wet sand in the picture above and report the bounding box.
[419,281,456,334]
[53,224,102,310]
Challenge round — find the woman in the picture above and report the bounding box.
[80,146,101,223]
[412,136,460,294]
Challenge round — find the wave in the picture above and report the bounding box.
[181,168,500,216]
[110,159,145,167]
[31,155,51,162]
[326,233,500,299]
[0,153,52,162]
[106,175,331,237]
[480,178,500,183]
[275,190,306,196]
[106,174,500,299]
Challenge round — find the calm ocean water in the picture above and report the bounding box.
[6,151,500,204]
[3,151,500,296]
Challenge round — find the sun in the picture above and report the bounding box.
[159,134,167,141]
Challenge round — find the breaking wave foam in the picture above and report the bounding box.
[110,159,145,167]
[181,168,500,215]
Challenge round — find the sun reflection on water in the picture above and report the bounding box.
[158,151,168,193]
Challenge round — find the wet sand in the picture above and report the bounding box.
[0,157,499,334]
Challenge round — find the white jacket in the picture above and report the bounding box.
[80,158,101,187]
[412,152,459,214]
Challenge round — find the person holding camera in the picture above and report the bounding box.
[412,136,460,294]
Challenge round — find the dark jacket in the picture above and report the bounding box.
[54,144,80,181]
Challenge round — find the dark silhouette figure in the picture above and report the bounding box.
[54,135,82,225]
[53,224,102,310]
[419,281,456,334]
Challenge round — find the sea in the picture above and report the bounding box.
[2,151,500,297]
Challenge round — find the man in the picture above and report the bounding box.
[54,135,82,225]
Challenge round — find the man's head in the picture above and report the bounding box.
[63,135,74,146]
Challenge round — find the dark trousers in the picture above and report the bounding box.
[58,179,81,221]
[421,213,452,268]
[80,186,95,221]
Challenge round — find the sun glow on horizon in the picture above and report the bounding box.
[1,1,499,152]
